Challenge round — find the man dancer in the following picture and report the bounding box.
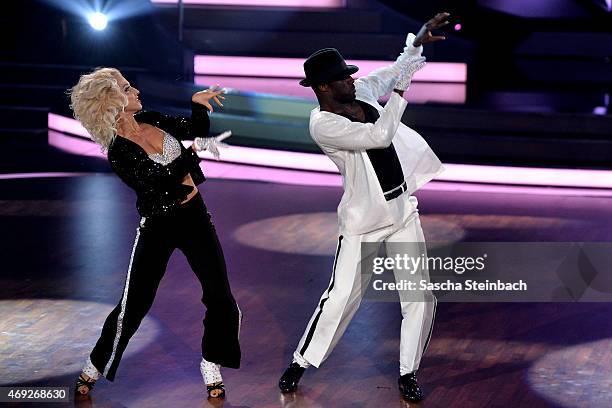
[278,13,450,402]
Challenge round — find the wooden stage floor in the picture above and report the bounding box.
[1,174,611,407]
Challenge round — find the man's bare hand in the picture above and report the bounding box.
[413,12,450,47]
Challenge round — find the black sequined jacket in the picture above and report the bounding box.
[107,101,209,217]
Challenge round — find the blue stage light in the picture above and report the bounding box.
[88,12,108,31]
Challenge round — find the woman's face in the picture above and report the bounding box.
[115,73,142,114]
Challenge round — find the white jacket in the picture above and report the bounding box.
[309,39,444,236]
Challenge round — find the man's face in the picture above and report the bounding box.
[327,76,356,104]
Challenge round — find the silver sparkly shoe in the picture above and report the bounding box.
[200,358,225,398]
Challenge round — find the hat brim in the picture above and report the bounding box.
[299,65,359,87]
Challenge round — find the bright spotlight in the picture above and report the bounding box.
[88,12,108,31]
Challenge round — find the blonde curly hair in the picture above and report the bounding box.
[68,67,128,152]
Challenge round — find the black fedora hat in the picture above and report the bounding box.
[299,48,359,87]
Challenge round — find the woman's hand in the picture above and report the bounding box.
[192,85,226,113]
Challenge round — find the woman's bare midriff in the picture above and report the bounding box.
[181,174,199,204]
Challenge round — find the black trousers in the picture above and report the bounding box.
[89,193,241,381]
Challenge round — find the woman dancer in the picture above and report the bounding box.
[69,68,240,399]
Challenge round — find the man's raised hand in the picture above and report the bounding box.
[413,12,450,47]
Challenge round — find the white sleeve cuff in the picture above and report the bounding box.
[388,91,408,109]
[404,33,423,57]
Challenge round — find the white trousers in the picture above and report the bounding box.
[293,208,436,374]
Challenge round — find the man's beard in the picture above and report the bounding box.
[335,92,356,104]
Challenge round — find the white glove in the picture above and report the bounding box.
[193,130,232,160]
[394,56,426,92]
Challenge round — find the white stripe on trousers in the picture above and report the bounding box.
[103,217,144,377]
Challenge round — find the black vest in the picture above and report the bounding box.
[338,100,405,194]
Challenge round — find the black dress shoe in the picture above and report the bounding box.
[398,372,424,402]
[279,362,306,393]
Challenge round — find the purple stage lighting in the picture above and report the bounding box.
[194,55,467,83]
[150,0,344,6]
[48,113,612,191]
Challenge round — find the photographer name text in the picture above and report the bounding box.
[373,279,528,292]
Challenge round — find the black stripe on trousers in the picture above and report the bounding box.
[421,297,437,355]
[299,235,344,356]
